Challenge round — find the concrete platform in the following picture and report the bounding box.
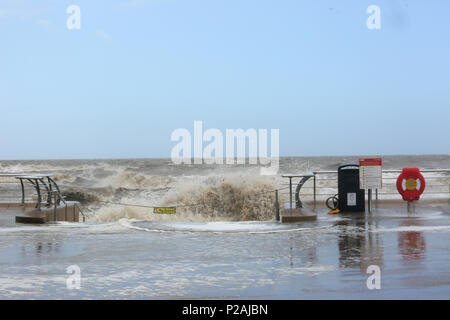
[0,202,80,224]
[280,207,317,223]
[302,198,450,212]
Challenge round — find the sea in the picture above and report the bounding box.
[0,155,449,299]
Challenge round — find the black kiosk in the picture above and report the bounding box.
[337,164,365,212]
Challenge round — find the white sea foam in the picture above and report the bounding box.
[0,226,50,233]
[117,218,332,234]
[373,225,450,233]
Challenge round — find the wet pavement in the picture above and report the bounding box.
[0,201,449,299]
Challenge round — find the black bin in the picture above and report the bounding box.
[338,164,365,212]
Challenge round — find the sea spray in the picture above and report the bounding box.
[161,174,277,221]
[62,188,101,204]
[107,172,174,189]
[91,174,278,222]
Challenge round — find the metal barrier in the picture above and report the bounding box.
[2,169,449,223]
[0,173,86,222]
[279,169,450,208]
[16,174,63,210]
[0,174,36,203]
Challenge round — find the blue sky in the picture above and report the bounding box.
[0,0,449,159]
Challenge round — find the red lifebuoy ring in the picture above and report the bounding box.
[396,168,425,202]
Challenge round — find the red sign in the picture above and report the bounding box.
[359,158,382,166]
[359,157,382,189]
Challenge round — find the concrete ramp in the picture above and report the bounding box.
[15,202,80,224]
[0,202,81,224]
[280,207,317,223]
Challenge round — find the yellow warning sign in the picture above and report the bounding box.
[153,207,176,214]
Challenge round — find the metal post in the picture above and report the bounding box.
[274,189,280,221]
[65,204,68,221]
[48,178,53,206]
[407,201,411,213]
[48,177,62,205]
[375,188,378,202]
[39,178,51,207]
[35,179,41,211]
[20,179,25,205]
[313,174,316,207]
[53,192,57,221]
[289,178,293,210]
[368,189,372,213]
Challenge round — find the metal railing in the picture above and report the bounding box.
[278,169,450,207]
[0,173,86,222]
[0,174,36,203]
[3,169,449,223]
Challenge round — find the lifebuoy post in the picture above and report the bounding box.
[396,168,426,212]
